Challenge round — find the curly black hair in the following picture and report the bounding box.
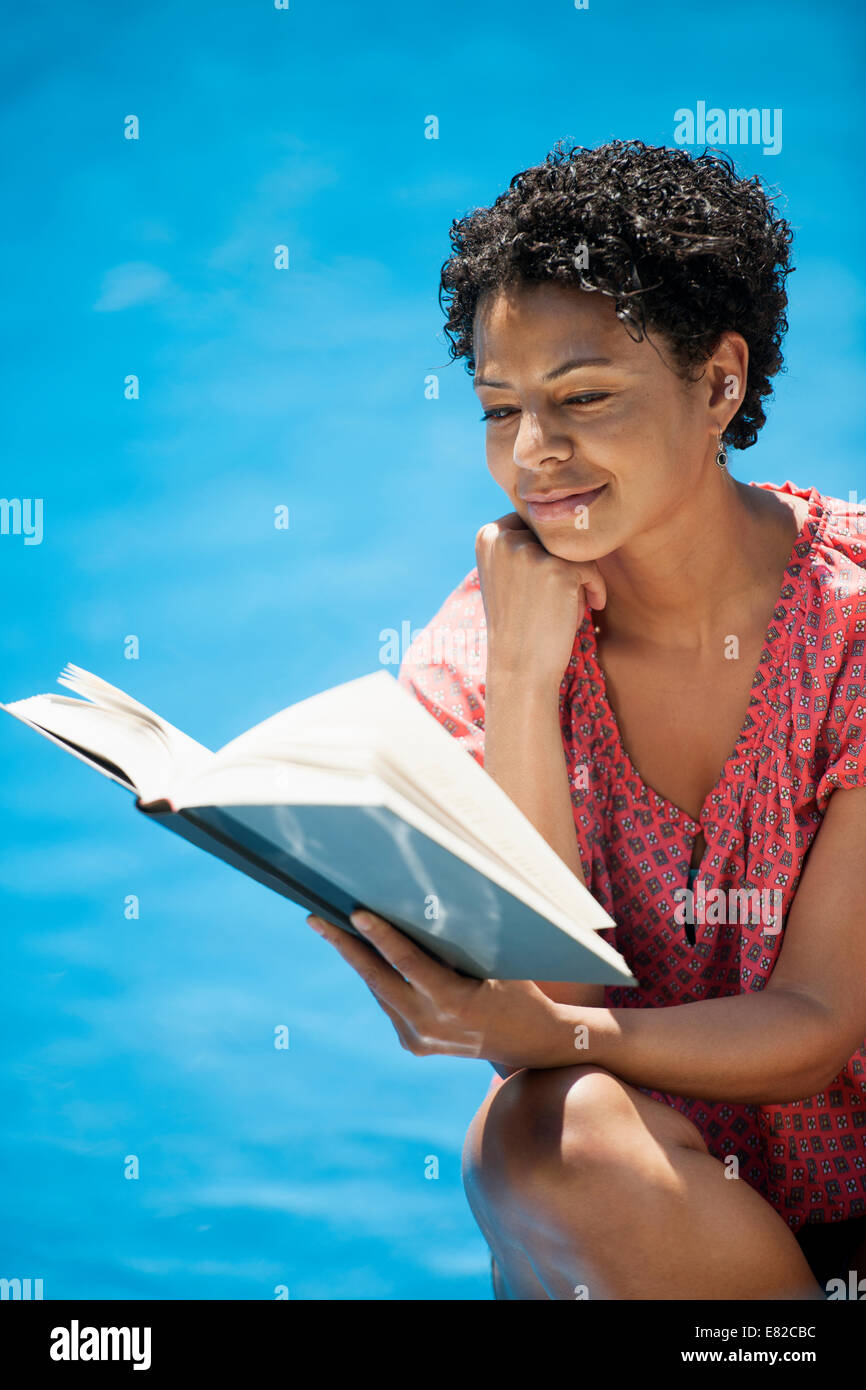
[439,139,794,450]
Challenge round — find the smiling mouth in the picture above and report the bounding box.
[522,483,608,520]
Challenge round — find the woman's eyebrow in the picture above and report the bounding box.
[474,356,614,389]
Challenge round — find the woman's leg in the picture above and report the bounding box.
[463,1064,825,1301]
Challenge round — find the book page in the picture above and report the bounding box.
[2,665,212,803]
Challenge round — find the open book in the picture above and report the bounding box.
[1,665,634,984]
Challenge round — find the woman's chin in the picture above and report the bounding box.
[533,529,611,564]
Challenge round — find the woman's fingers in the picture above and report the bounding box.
[477,510,531,543]
[347,910,457,1000]
[579,562,607,611]
[307,909,464,1004]
[306,914,417,1046]
[306,914,413,1012]
[365,986,418,1050]
[477,511,607,611]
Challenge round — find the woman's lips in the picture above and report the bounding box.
[523,483,608,522]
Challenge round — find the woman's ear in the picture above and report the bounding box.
[706,330,749,433]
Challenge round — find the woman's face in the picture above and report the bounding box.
[472,281,737,562]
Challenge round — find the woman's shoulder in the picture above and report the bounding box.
[753,480,866,806]
[424,564,484,622]
[395,565,487,762]
[399,565,487,671]
[758,477,864,565]
[752,478,866,631]
[805,481,865,574]
[800,481,865,651]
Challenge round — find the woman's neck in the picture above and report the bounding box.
[594,478,806,654]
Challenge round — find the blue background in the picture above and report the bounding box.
[1,0,864,1299]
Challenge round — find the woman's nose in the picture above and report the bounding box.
[512,409,572,471]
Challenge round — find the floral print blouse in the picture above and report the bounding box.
[398,481,866,1232]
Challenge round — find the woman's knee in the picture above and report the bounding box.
[463,1063,637,1202]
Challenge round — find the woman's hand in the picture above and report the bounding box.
[472,510,599,905]
[475,511,606,690]
[306,908,565,1070]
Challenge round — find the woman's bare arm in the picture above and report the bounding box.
[528,786,866,1102]
[484,667,605,1011]
[474,515,610,1076]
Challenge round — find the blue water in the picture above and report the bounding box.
[0,768,493,1299]
[2,0,863,1300]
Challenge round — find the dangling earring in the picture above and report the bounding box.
[715,430,728,470]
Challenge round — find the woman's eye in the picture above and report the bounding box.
[481,393,610,422]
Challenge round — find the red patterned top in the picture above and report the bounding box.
[398,481,866,1232]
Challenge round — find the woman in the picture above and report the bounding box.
[306,140,866,1299]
